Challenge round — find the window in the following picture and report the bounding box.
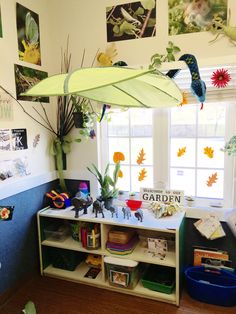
[100,65,236,208]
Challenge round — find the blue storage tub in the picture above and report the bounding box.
[185,266,236,307]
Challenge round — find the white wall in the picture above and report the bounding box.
[0,0,57,199]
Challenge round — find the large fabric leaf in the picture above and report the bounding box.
[21,67,182,108]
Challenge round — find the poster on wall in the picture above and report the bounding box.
[14,64,49,103]
[0,129,11,151]
[16,3,41,65]
[11,128,28,150]
[0,90,13,121]
[0,156,31,181]
[168,0,228,36]
[0,5,3,38]
[106,0,156,42]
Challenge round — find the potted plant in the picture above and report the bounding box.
[129,191,136,200]
[87,162,120,209]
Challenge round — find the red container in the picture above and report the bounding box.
[126,199,142,211]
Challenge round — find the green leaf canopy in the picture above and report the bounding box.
[22,67,182,108]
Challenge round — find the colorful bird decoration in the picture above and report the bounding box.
[166,54,206,110]
[204,146,214,158]
[211,68,231,88]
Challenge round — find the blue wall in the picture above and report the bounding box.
[0,180,57,295]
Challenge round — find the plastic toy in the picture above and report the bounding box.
[109,205,119,218]
[134,209,143,222]
[85,254,102,268]
[46,190,69,209]
[122,207,131,220]
[71,192,93,218]
[92,199,105,218]
[166,54,206,110]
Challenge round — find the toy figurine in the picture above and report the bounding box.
[109,205,118,218]
[122,207,131,220]
[46,190,69,209]
[71,192,93,218]
[93,199,105,218]
[134,209,143,222]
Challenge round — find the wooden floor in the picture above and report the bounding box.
[0,275,235,314]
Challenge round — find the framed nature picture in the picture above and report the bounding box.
[106,0,156,42]
[168,0,228,35]
[16,3,41,65]
[14,64,49,103]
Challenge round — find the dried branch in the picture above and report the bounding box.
[139,9,152,38]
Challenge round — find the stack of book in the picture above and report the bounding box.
[194,215,225,240]
[193,247,234,272]
[106,228,138,255]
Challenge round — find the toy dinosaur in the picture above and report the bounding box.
[166,54,206,110]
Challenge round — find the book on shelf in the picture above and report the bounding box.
[193,247,229,266]
[194,215,225,240]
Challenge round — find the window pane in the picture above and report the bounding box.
[130,108,152,136]
[131,166,153,192]
[108,138,129,164]
[197,169,224,199]
[197,138,225,169]
[170,138,196,167]
[108,110,129,136]
[131,138,153,165]
[170,105,196,137]
[198,103,225,137]
[170,168,195,196]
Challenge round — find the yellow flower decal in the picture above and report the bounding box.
[177,147,186,157]
[113,152,125,163]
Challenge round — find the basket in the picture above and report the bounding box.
[141,264,175,294]
[185,266,236,307]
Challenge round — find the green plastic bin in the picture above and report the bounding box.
[141,264,175,294]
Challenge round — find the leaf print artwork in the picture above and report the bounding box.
[138,168,147,181]
[136,148,146,165]
[206,172,218,187]
[177,147,186,157]
[204,146,214,158]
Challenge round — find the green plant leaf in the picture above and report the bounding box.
[23,301,36,314]
[140,0,155,10]
[25,12,39,44]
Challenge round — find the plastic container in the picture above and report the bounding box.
[126,199,142,211]
[44,224,69,241]
[104,256,139,289]
[185,266,236,307]
[142,264,175,294]
[50,248,82,271]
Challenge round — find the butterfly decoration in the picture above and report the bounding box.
[138,168,147,181]
[206,172,218,187]
[204,146,214,158]
[177,147,186,157]
[136,148,146,165]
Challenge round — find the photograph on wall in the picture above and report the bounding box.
[0,129,11,151]
[16,3,41,65]
[106,0,156,42]
[11,128,28,151]
[0,156,31,181]
[0,5,3,38]
[14,64,49,103]
[168,0,228,35]
[0,90,13,121]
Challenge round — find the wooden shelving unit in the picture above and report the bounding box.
[37,206,185,306]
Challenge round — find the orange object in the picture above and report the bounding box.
[126,199,142,211]
[138,168,147,181]
[113,152,125,163]
[136,148,146,165]
[207,172,218,187]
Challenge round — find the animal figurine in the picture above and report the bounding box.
[109,205,119,218]
[209,10,236,46]
[134,209,143,222]
[166,54,206,110]
[71,192,93,218]
[122,207,131,220]
[93,199,105,218]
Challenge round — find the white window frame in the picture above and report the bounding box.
[99,64,236,213]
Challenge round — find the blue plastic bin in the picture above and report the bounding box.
[185,266,236,307]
